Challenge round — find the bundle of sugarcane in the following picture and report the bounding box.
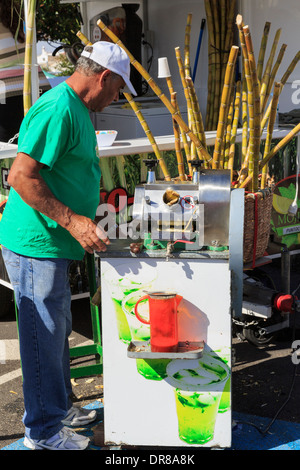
[204,0,236,131]
[23,0,37,115]
[231,15,300,263]
[173,11,238,176]
[235,15,300,192]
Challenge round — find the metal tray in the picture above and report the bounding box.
[127,340,204,359]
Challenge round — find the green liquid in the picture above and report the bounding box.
[107,276,154,344]
[209,349,231,413]
[174,389,222,444]
[136,359,171,381]
[123,296,170,381]
[111,298,132,343]
[218,377,231,413]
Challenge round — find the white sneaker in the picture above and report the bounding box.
[24,426,90,450]
[62,405,97,427]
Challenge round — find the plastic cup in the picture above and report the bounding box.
[158,57,171,78]
[122,292,150,341]
[102,265,157,344]
[209,347,231,413]
[166,353,229,444]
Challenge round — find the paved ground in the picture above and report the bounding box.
[1,257,300,450]
[0,297,104,450]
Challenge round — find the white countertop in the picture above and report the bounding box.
[98,127,293,158]
[0,127,293,160]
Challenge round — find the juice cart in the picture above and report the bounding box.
[99,161,244,448]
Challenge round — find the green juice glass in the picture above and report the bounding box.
[166,354,229,445]
[122,292,170,380]
[103,265,157,344]
[209,347,231,413]
[174,389,222,444]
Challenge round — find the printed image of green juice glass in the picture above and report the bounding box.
[209,347,231,413]
[122,291,171,381]
[166,352,229,445]
[103,264,157,344]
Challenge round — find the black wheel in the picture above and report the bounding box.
[243,324,278,346]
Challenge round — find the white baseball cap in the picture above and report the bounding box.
[81,41,137,96]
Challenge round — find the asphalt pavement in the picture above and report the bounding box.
[1,260,300,451]
[0,297,104,449]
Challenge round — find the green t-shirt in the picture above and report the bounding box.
[0,81,101,260]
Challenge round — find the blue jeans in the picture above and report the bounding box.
[2,246,73,439]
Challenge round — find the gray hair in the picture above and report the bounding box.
[76,45,119,79]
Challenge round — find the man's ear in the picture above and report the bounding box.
[98,69,112,88]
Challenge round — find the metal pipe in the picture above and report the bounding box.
[281,246,290,294]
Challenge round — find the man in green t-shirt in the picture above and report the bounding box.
[0,41,136,450]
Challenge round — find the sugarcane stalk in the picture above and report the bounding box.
[212,45,239,169]
[243,24,261,192]
[174,47,194,172]
[99,157,115,192]
[174,46,209,167]
[76,30,91,45]
[175,47,193,126]
[257,22,271,84]
[164,71,191,168]
[261,82,280,189]
[97,19,212,166]
[171,92,186,180]
[223,88,234,169]
[186,76,206,149]
[123,92,171,181]
[115,155,127,188]
[261,50,300,131]
[228,80,241,170]
[222,0,236,88]
[23,0,37,115]
[241,70,248,163]
[236,15,254,181]
[265,43,287,100]
[239,122,300,189]
[260,28,281,115]
[184,14,192,78]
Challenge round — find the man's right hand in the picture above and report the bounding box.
[65,213,110,254]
